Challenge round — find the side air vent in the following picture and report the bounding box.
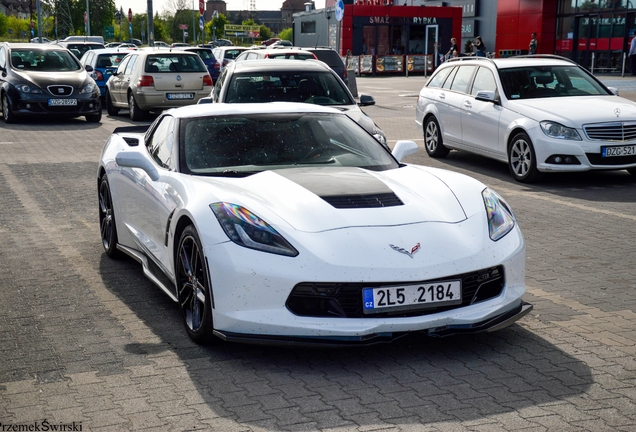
[322,192,403,209]
[123,137,139,146]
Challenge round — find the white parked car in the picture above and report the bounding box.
[98,102,531,345]
[416,55,636,182]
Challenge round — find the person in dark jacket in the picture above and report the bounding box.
[473,36,486,57]
[445,37,458,60]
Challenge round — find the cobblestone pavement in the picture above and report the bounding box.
[0,74,635,431]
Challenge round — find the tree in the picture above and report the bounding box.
[204,13,228,42]
[259,25,271,42]
[0,14,8,38]
[279,27,292,42]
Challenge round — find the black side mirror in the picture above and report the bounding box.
[358,94,375,106]
[85,65,93,72]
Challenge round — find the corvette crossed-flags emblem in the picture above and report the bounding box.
[389,242,421,258]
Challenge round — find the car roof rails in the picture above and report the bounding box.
[511,54,577,65]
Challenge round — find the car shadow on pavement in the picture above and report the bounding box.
[98,253,593,430]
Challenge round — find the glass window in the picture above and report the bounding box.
[441,66,459,89]
[301,21,316,33]
[148,116,176,169]
[124,55,138,75]
[116,55,130,74]
[180,113,398,174]
[144,54,206,73]
[470,67,497,95]
[427,66,453,88]
[450,65,476,93]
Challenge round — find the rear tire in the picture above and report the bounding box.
[98,175,122,258]
[106,91,119,116]
[424,117,449,158]
[129,93,145,121]
[176,225,215,344]
[508,132,543,183]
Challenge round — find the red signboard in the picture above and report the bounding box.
[199,0,204,15]
[179,24,188,30]
[128,8,133,23]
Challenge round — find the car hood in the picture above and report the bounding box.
[506,95,636,126]
[14,69,90,90]
[196,166,472,232]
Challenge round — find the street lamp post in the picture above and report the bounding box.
[85,0,90,35]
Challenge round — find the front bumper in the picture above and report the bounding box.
[212,301,533,346]
[203,215,528,340]
[530,130,636,173]
[6,90,101,117]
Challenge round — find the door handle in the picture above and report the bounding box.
[438,92,446,99]
[463,100,472,108]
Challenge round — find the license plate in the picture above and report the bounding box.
[166,93,194,100]
[601,145,636,157]
[362,280,462,314]
[48,98,77,106]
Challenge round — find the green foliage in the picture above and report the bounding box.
[259,25,272,41]
[204,13,228,42]
[0,14,8,38]
[242,19,255,26]
[278,27,292,42]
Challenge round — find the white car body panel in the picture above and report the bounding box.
[99,103,530,344]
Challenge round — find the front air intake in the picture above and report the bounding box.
[322,192,404,209]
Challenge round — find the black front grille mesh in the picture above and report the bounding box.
[286,266,505,318]
[322,192,403,209]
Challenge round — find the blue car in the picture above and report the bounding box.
[79,48,132,98]
[182,47,220,83]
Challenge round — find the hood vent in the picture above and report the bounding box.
[322,192,403,209]
[123,137,139,146]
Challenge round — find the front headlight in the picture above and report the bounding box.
[15,84,43,94]
[80,84,96,94]
[482,188,515,241]
[540,121,581,140]
[211,202,299,257]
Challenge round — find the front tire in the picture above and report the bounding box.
[2,93,17,124]
[86,110,102,123]
[98,176,122,258]
[176,225,215,344]
[128,93,145,121]
[508,132,543,183]
[424,116,449,158]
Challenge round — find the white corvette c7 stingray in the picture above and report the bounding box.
[98,102,532,345]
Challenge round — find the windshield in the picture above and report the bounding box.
[180,113,397,175]
[499,65,612,100]
[11,49,82,71]
[96,53,127,68]
[225,71,352,105]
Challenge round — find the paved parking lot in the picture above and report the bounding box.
[0,74,635,431]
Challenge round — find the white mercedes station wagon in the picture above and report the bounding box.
[416,55,636,182]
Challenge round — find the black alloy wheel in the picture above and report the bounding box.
[424,116,449,158]
[176,225,215,344]
[98,176,122,258]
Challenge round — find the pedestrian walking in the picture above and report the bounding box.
[445,37,458,61]
[529,33,538,55]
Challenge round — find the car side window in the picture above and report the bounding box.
[450,66,476,93]
[213,68,228,102]
[470,67,497,96]
[147,116,176,169]
[124,55,138,75]
[427,66,453,88]
[116,56,130,74]
[441,67,458,90]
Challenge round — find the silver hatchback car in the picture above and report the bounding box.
[106,49,213,120]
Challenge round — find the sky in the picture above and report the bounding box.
[117,0,326,17]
